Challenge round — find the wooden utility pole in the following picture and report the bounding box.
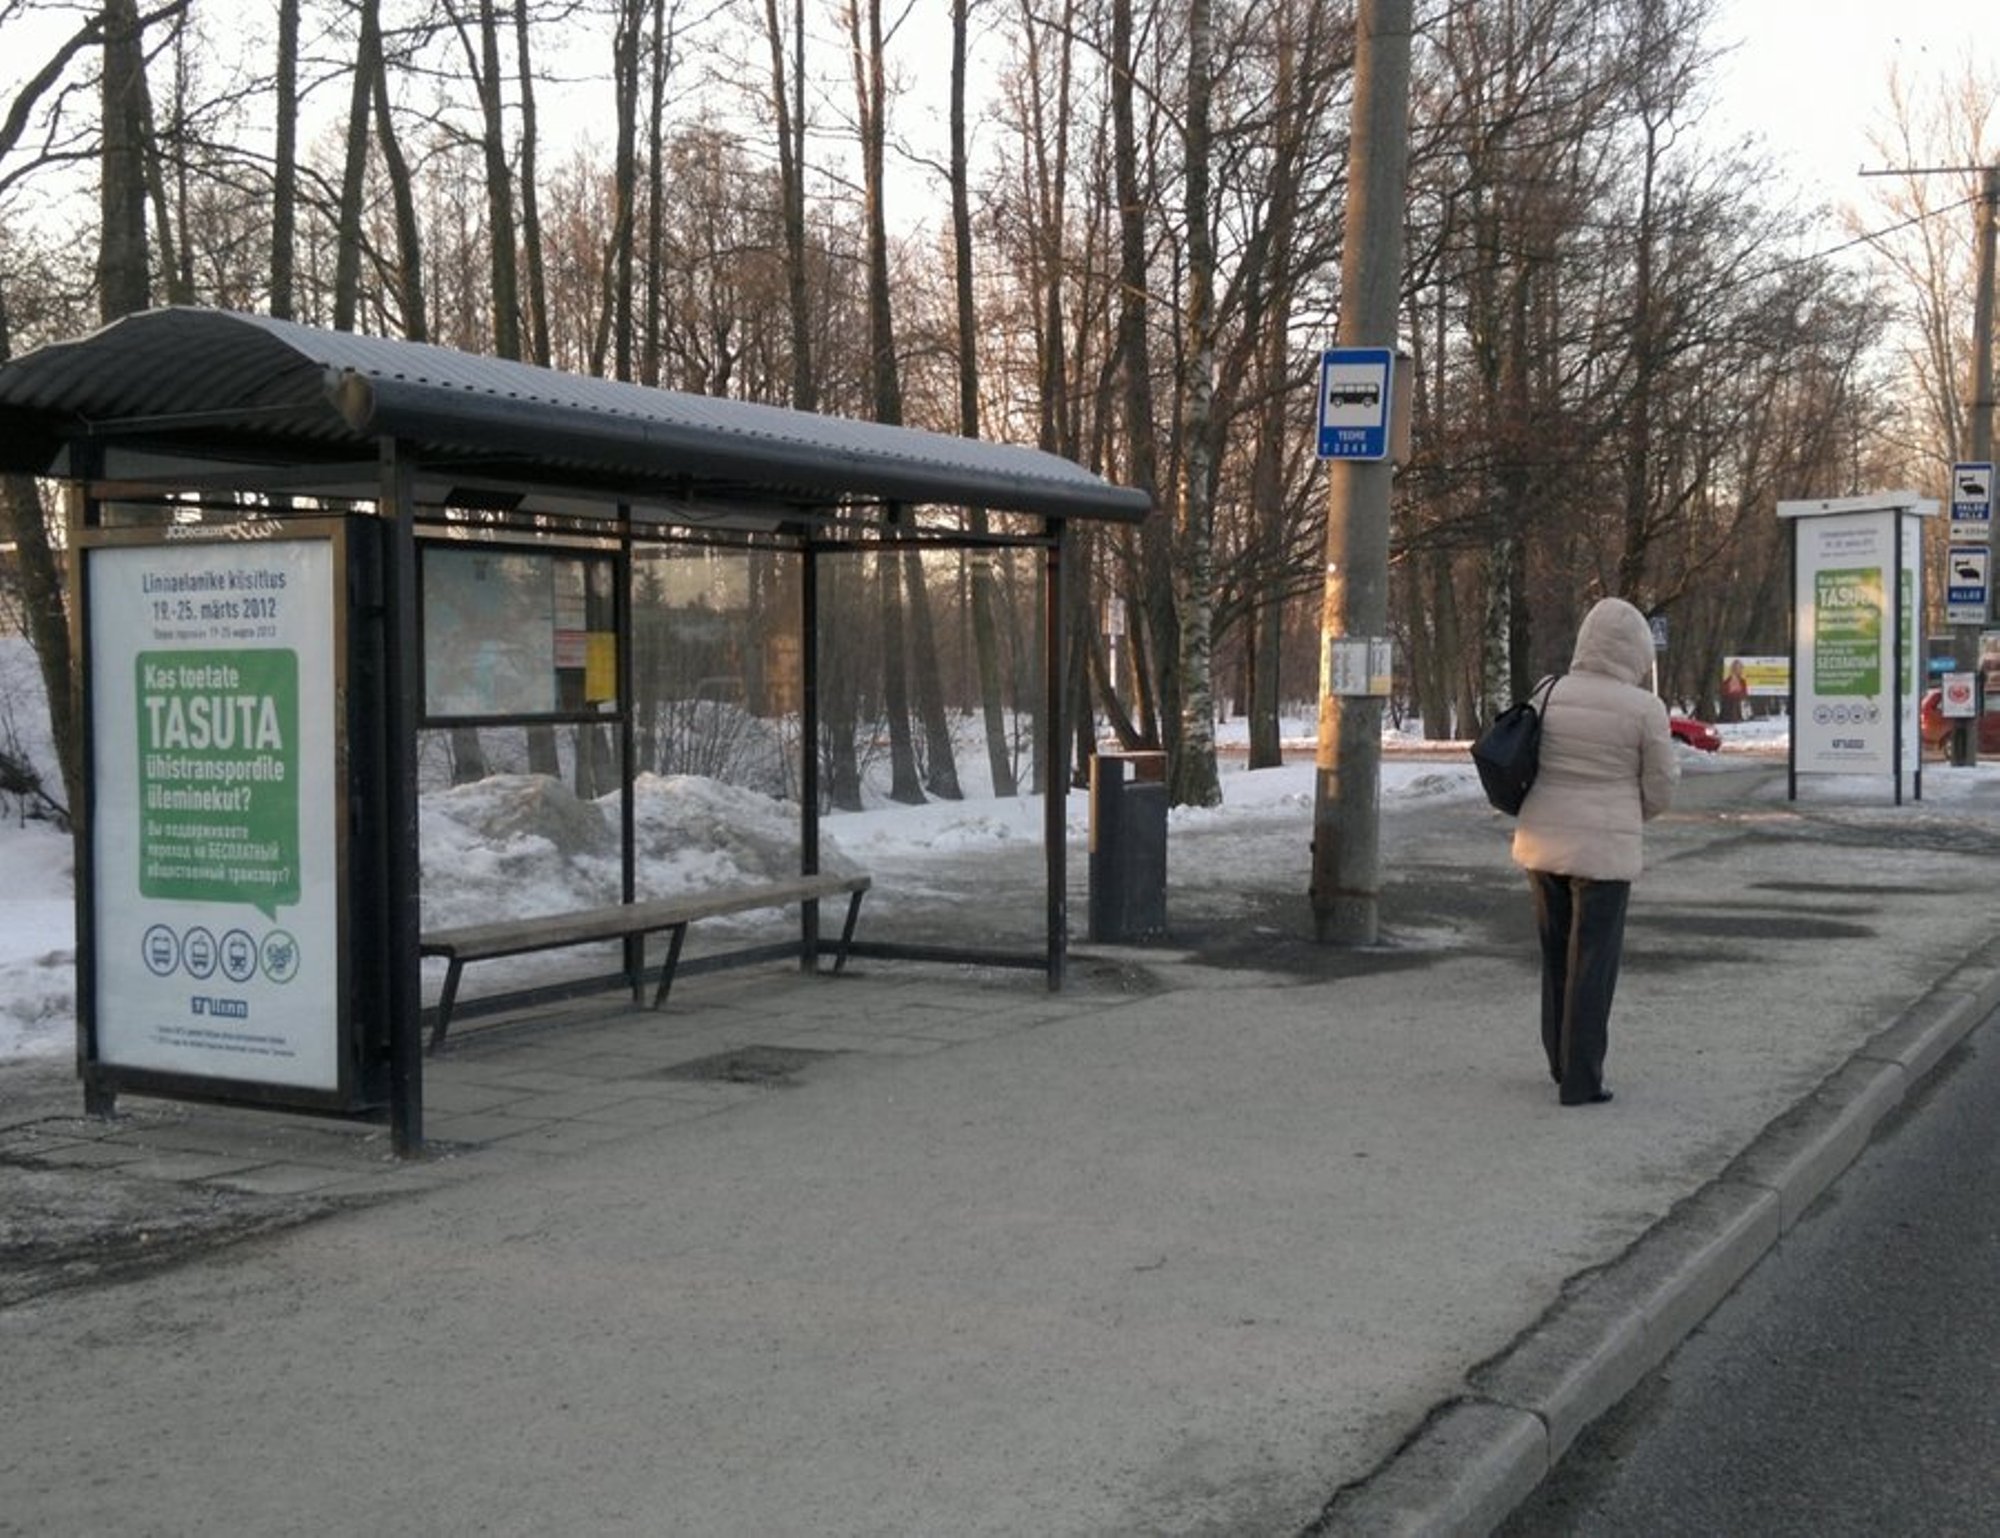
[1867,163,1999,765]
[1311,0,1412,945]
[1972,165,1997,470]
[1971,166,1998,762]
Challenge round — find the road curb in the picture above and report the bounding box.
[1310,937,2000,1536]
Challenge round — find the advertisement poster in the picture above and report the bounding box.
[87,536,341,1090]
[1790,509,1922,776]
[1720,656,1790,697]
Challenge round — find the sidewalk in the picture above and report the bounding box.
[3,765,1999,1535]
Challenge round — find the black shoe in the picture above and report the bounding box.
[1560,1088,1614,1106]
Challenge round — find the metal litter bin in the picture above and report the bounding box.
[1088,750,1167,942]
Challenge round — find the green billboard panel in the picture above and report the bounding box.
[136,648,301,919]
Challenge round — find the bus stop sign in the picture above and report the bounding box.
[1317,348,1394,460]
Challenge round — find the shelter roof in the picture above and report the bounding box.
[0,308,1151,528]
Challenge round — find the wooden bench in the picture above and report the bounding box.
[419,871,869,1050]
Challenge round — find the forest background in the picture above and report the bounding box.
[0,0,1995,817]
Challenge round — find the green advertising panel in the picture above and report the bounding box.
[1812,566,1883,696]
[136,649,300,918]
[1784,497,1933,785]
[87,533,342,1094]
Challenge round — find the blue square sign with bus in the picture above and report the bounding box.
[1318,347,1394,460]
[1951,461,1993,539]
[1947,543,1989,624]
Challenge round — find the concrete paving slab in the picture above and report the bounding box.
[202,1162,384,1196]
[9,765,2000,1535]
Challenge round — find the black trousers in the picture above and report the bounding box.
[1527,870,1631,1102]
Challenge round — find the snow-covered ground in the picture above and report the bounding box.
[0,629,1959,1063]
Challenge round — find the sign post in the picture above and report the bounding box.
[1947,462,1994,763]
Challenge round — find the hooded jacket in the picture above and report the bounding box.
[1511,597,1679,882]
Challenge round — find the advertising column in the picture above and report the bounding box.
[1781,494,1933,799]
[85,530,345,1096]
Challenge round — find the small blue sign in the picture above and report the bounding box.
[1951,461,1993,534]
[1318,348,1394,460]
[1947,543,1989,614]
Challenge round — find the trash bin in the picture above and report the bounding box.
[1088,750,1167,942]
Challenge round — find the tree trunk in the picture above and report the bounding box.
[271,0,298,318]
[372,40,427,340]
[98,0,150,321]
[847,0,924,803]
[820,555,866,811]
[462,0,520,360]
[760,0,858,805]
[600,0,644,380]
[762,0,816,412]
[513,0,551,365]
[331,0,377,331]
[952,0,1016,797]
[903,545,962,799]
[1111,0,1174,781]
[1243,7,1310,770]
[0,475,76,821]
[142,21,190,306]
[641,0,671,385]
[1172,0,1222,808]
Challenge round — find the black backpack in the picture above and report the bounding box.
[1470,675,1559,815]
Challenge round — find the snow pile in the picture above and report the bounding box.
[419,774,620,930]
[418,771,861,932]
[0,823,75,1060]
[626,772,861,886]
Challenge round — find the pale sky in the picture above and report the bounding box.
[1706,0,1996,207]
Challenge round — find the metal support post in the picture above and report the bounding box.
[379,440,423,1155]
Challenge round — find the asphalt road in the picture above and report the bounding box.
[1499,1003,2000,1535]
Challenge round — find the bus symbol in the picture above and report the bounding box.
[1326,381,1380,410]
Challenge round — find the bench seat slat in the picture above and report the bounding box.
[421,873,870,961]
[418,871,870,1049]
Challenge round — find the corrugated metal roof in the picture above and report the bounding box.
[0,308,1151,524]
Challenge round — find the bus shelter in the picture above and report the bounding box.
[0,307,1150,1151]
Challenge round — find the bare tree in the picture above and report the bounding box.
[843,0,924,803]
[99,0,152,319]
[1856,56,2000,469]
[1170,0,1221,807]
[1,1,182,819]
[442,0,522,358]
[0,300,77,819]
[949,0,1019,797]
[331,0,381,331]
[1110,0,1169,760]
[272,0,300,318]
[514,0,555,365]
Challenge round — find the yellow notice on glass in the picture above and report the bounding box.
[585,632,618,703]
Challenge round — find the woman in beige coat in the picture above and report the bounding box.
[1512,598,1679,1105]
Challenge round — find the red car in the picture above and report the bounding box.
[1919,689,2000,754]
[1669,714,1721,752]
